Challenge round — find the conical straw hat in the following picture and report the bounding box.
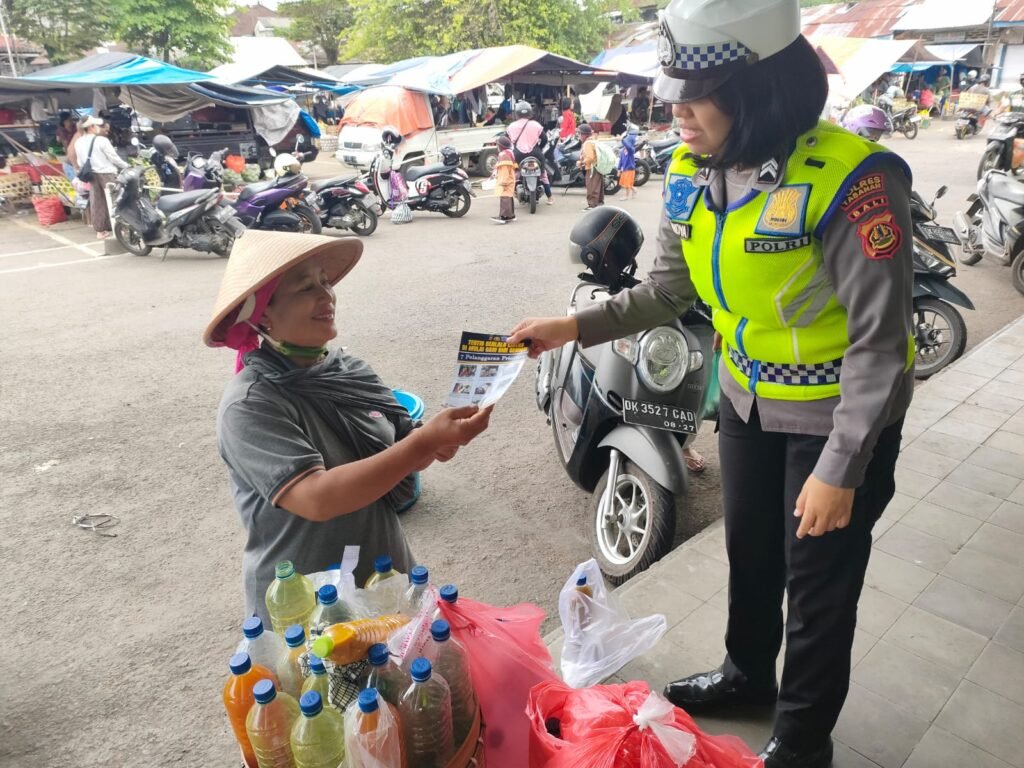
[203,230,362,347]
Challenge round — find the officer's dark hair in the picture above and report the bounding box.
[696,35,827,171]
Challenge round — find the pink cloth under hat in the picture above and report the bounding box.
[221,276,281,372]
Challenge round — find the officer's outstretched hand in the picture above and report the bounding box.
[794,474,855,539]
[509,316,579,359]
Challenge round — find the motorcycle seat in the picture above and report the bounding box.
[990,174,1024,205]
[237,179,277,201]
[404,162,455,181]
[156,189,217,213]
[312,174,358,192]
[650,137,680,150]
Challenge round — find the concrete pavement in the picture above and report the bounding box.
[548,316,1024,768]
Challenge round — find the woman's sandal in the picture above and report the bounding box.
[684,447,707,473]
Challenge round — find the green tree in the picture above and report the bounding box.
[5,0,112,65]
[278,0,353,66]
[344,0,633,63]
[110,0,233,69]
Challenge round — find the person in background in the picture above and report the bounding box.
[577,124,603,211]
[919,84,935,114]
[631,87,651,123]
[66,117,89,168]
[933,72,952,114]
[433,96,452,128]
[482,107,499,126]
[618,127,637,201]
[55,112,76,153]
[506,101,553,205]
[491,135,517,225]
[560,97,577,141]
[74,116,127,240]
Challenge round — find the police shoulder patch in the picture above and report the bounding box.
[857,211,902,260]
[755,184,810,237]
[664,173,701,222]
[841,173,885,212]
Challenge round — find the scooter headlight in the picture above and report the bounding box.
[637,327,689,392]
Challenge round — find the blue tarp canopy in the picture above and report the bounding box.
[25,53,215,85]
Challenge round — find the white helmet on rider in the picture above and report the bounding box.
[273,153,301,177]
[653,0,801,103]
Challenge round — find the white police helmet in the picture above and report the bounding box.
[654,0,802,104]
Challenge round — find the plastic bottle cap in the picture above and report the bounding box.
[242,616,264,638]
[430,619,451,642]
[410,657,432,682]
[358,688,380,714]
[309,656,327,675]
[440,584,459,603]
[253,679,277,704]
[229,652,252,675]
[410,565,429,585]
[275,561,296,579]
[284,624,306,648]
[576,575,587,587]
[299,690,323,716]
[368,643,390,667]
[311,635,335,660]
[374,555,393,573]
[317,584,338,605]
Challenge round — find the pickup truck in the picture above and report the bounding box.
[335,116,501,176]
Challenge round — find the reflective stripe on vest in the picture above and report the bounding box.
[665,120,914,401]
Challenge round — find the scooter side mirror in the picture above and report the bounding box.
[935,185,948,200]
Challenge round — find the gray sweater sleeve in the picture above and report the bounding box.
[575,212,698,347]
[813,159,914,488]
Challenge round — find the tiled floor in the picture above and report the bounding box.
[546,317,1024,768]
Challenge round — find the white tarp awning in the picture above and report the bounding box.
[924,43,982,63]
[893,0,994,31]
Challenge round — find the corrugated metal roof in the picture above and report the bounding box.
[996,0,1024,24]
[801,0,922,40]
[893,0,994,31]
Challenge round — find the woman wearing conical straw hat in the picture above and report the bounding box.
[204,231,492,624]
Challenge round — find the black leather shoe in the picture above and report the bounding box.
[662,666,777,712]
[759,736,834,768]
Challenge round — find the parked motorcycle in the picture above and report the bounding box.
[542,131,621,195]
[909,185,973,377]
[880,102,921,140]
[111,165,244,259]
[145,134,182,191]
[955,108,984,140]
[516,155,544,214]
[369,142,473,218]
[638,133,681,175]
[977,111,1024,179]
[310,174,378,235]
[535,208,712,584]
[954,168,1024,294]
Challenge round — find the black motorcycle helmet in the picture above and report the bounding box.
[515,100,533,119]
[380,125,403,148]
[152,134,179,158]
[570,207,644,290]
[439,144,460,166]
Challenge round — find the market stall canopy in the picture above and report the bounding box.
[923,43,984,67]
[338,85,434,135]
[590,42,658,80]
[0,53,289,119]
[208,62,358,94]
[814,37,918,103]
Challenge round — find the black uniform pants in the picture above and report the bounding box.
[717,396,903,750]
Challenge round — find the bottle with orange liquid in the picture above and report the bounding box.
[309,615,410,666]
[345,687,406,768]
[223,652,278,768]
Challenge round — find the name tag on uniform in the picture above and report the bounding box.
[745,235,811,253]
[670,222,692,239]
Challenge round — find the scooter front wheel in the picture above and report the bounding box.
[913,297,967,379]
[292,203,322,234]
[591,458,676,585]
[114,221,152,257]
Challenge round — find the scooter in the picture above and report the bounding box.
[977,111,1024,179]
[311,174,378,235]
[111,165,244,259]
[369,144,473,218]
[535,223,713,584]
[542,130,621,195]
[954,169,1024,295]
[878,98,921,140]
[908,185,974,377]
[955,108,985,140]
[516,155,543,214]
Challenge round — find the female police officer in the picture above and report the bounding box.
[510,1,914,765]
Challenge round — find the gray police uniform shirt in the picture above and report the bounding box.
[575,152,914,490]
[217,354,416,625]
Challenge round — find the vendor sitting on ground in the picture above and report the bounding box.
[205,232,493,624]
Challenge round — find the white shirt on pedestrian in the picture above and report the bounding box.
[75,134,128,175]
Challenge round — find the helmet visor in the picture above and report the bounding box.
[653,70,733,104]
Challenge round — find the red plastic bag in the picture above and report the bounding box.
[528,680,762,768]
[437,596,560,768]
[31,195,67,226]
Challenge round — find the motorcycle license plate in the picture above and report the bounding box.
[918,224,961,245]
[621,398,697,434]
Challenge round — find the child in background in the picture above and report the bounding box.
[578,124,603,211]
[618,129,637,201]
[492,135,517,224]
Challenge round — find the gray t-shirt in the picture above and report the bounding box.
[217,353,416,625]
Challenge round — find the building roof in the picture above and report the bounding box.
[996,0,1024,25]
[230,3,280,36]
[801,0,921,40]
[892,0,995,31]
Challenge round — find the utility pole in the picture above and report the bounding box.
[984,0,998,73]
[0,1,18,77]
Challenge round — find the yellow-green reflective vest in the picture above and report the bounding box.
[664,120,914,401]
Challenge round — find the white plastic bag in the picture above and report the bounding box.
[558,559,667,688]
[344,690,405,768]
[633,691,697,766]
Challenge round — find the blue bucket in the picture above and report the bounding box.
[392,389,424,512]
